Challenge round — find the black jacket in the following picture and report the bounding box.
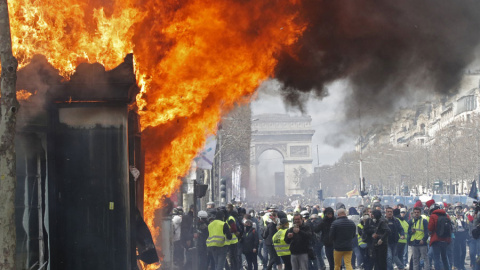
[285,223,312,255]
[262,221,278,246]
[242,227,259,254]
[329,216,356,251]
[363,217,390,247]
[386,216,403,244]
[314,216,336,247]
[196,219,209,250]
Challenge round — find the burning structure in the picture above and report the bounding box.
[14,55,150,269]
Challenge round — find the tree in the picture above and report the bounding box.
[0,0,18,269]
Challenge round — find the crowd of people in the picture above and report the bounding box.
[169,197,480,270]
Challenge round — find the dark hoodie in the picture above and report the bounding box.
[363,210,390,247]
[314,207,336,247]
[348,207,359,216]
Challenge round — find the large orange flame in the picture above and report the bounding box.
[8,0,305,266]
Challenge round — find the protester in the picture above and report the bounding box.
[285,213,313,270]
[385,207,405,270]
[315,207,336,269]
[408,207,430,270]
[357,209,370,269]
[395,208,409,268]
[242,219,259,270]
[329,208,356,270]
[273,218,292,270]
[207,211,233,270]
[172,207,184,267]
[226,204,240,270]
[196,210,210,270]
[363,209,390,269]
[454,208,468,270]
[428,201,452,270]
[263,211,282,270]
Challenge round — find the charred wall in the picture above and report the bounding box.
[14,54,144,270]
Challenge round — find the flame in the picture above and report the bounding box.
[8,0,141,77]
[16,89,33,101]
[8,0,306,266]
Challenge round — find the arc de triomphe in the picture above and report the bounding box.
[249,114,315,197]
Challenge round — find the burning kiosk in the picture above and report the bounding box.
[14,54,155,270]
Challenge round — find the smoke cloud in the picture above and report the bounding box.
[274,0,480,118]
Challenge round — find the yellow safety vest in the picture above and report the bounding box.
[226,216,238,245]
[273,228,291,256]
[207,220,226,247]
[421,214,430,222]
[357,223,366,246]
[411,217,425,241]
[397,218,408,244]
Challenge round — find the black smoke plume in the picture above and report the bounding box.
[274,0,480,118]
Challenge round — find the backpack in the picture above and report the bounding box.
[436,214,452,238]
[473,225,480,239]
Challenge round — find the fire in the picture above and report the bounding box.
[8,0,306,267]
[8,0,141,77]
[16,89,33,101]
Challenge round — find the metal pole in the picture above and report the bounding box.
[37,155,44,267]
[449,140,452,194]
[426,146,430,193]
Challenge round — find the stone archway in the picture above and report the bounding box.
[249,114,315,197]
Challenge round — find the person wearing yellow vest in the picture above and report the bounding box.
[396,208,409,269]
[357,210,369,268]
[407,207,430,270]
[273,218,292,270]
[226,204,240,270]
[207,211,232,270]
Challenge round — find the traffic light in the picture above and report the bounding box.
[220,178,227,201]
[317,190,323,200]
[434,180,443,190]
[195,184,208,198]
[360,177,368,197]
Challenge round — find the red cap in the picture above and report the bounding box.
[443,202,448,208]
[413,200,423,208]
[426,199,435,209]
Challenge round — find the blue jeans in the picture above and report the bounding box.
[387,243,404,270]
[260,241,268,268]
[209,246,228,270]
[448,239,454,268]
[314,242,325,269]
[453,236,466,269]
[475,238,480,270]
[432,241,450,270]
[353,245,363,267]
[469,239,477,268]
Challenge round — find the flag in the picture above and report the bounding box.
[194,135,217,170]
[469,180,478,200]
[346,188,359,198]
